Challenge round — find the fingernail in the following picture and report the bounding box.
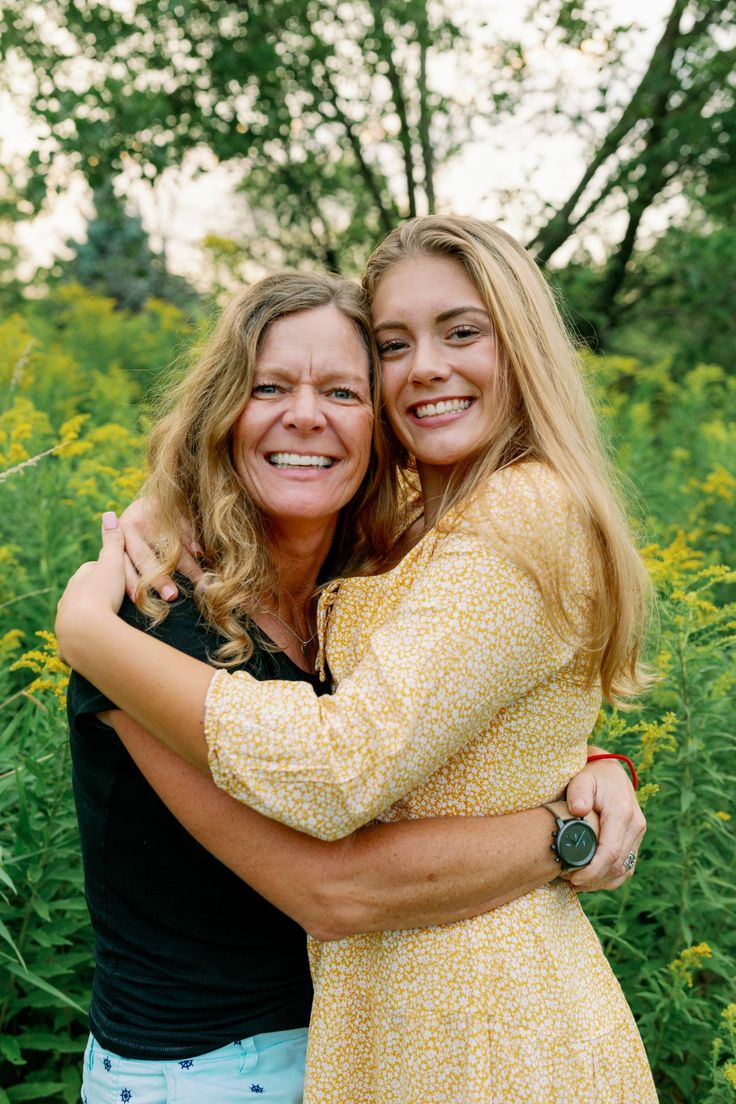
[102,511,119,530]
[161,585,177,602]
[191,541,205,557]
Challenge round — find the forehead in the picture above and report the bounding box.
[257,304,369,380]
[371,255,485,323]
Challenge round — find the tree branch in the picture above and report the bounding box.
[417,35,435,211]
[529,0,688,264]
[368,0,418,217]
[318,69,397,234]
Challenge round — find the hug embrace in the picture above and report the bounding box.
[58,215,658,1103]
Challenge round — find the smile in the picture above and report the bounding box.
[412,398,473,420]
[267,453,335,468]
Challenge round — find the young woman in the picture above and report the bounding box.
[58,219,655,1102]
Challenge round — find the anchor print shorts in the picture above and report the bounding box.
[80,1027,308,1104]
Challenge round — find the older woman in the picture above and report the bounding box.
[59,235,651,1103]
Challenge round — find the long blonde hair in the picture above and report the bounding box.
[138,271,403,665]
[363,215,652,703]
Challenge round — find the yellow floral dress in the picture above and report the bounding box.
[205,463,658,1103]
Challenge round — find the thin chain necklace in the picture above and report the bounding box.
[259,607,318,655]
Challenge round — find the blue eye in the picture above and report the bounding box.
[330,386,359,401]
[251,382,281,396]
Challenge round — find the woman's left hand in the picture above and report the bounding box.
[562,754,646,892]
[56,512,127,666]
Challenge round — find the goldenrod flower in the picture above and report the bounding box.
[668,942,713,986]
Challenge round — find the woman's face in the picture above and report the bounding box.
[231,304,374,533]
[372,254,499,484]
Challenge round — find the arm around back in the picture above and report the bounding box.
[107,710,563,941]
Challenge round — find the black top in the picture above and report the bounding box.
[67,590,323,1059]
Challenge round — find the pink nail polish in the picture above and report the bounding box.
[102,511,119,530]
[161,585,177,602]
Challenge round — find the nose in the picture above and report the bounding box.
[283,386,326,433]
[408,337,452,386]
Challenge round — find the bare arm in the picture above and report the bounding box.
[59,518,644,896]
[104,717,641,941]
[105,709,562,941]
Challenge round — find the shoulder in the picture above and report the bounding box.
[124,587,222,662]
[461,462,576,536]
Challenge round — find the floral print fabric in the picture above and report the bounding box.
[205,463,657,1102]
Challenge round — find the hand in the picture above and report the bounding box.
[562,755,646,892]
[55,512,127,665]
[119,496,203,602]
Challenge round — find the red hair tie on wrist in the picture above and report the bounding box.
[586,753,638,791]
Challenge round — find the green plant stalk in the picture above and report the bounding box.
[0,725,70,1033]
[648,616,697,1075]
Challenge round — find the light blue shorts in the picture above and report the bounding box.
[81,1028,307,1103]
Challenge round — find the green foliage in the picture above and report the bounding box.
[0,287,734,1100]
[0,0,470,270]
[580,351,736,1103]
[0,290,191,1098]
[59,184,200,315]
[554,212,736,369]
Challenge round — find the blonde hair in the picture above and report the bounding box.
[138,271,402,666]
[363,215,652,704]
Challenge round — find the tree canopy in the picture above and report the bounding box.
[1,0,734,337]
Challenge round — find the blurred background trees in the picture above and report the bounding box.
[0,0,734,357]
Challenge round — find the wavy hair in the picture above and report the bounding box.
[363,215,652,704]
[137,271,403,665]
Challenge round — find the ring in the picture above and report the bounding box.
[623,851,637,872]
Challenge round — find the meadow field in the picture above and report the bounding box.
[0,285,734,1102]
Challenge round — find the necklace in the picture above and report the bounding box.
[259,607,318,654]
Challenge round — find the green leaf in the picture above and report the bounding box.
[1,961,86,1014]
[5,1083,69,1102]
[0,915,25,965]
[0,1033,25,1065]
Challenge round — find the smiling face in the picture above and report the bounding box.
[372,254,500,496]
[230,304,374,538]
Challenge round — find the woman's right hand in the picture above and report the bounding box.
[119,496,204,602]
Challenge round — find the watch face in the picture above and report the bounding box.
[557,820,597,868]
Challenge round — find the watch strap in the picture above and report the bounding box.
[542,800,570,823]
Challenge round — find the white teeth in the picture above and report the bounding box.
[268,453,334,468]
[414,398,472,419]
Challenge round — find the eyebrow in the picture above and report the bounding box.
[374,306,488,333]
[253,363,369,385]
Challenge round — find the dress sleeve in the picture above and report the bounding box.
[205,470,587,840]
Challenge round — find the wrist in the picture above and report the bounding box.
[57,605,118,672]
[542,801,599,871]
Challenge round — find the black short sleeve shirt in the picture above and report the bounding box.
[67,590,324,1059]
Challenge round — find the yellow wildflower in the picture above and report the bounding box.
[11,630,70,706]
[715,811,732,823]
[635,713,678,774]
[0,628,24,664]
[668,942,713,986]
[635,783,660,809]
[724,1061,736,1090]
[701,465,736,504]
[58,413,90,442]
